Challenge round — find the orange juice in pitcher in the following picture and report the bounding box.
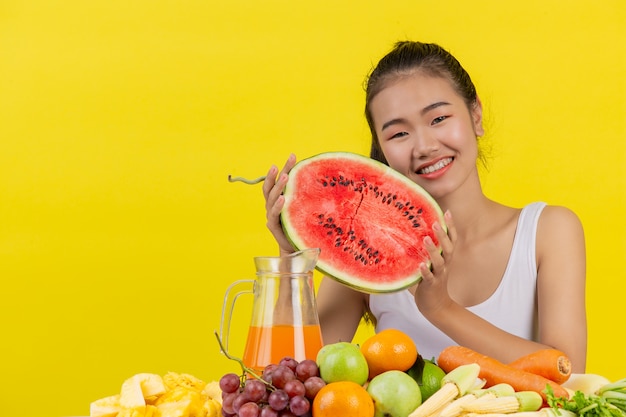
[220,249,324,373]
[243,324,324,373]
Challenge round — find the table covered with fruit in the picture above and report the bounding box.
[89,156,623,417]
[89,330,626,417]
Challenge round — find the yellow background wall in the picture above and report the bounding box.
[1,1,624,416]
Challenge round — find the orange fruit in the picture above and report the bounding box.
[360,328,418,379]
[312,380,375,417]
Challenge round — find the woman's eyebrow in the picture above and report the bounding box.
[421,101,451,115]
[381,118,405,131]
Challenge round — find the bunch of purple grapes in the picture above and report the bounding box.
[219,357,326,417]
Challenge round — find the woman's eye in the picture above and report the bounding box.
[389,131,408,140]
[432,115,447,125]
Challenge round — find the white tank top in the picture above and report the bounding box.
[369,202,546,361]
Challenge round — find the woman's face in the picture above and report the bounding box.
[369,72,484,200]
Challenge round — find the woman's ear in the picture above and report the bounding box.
[472,96,485,137]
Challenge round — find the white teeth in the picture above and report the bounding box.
[418,157,453,174]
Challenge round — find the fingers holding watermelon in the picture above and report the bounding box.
[414,213,456,314]
[262,153,298,254]
[419,210,455,280]
[422,235,444,278]
[440,210,456,254]
[422,222,450,276]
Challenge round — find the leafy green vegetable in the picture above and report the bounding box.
[546,385,626,417]
[599,378,626,411]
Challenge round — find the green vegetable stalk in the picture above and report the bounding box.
[599,378,626,412]
[546,380,626,417]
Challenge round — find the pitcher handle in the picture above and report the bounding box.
[219,279,254,356]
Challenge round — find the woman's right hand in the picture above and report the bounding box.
[262,153,298,255]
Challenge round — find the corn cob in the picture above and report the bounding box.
[440,384,519,417]
[462,396,521,414]
[464,413,511,417]
[487,409,577,417]
[539,409,578,417]
[472,383,516,398]
[408,363,481,417]
[439,393,480,417]
[478,410,576,417]
[462,391,543,414]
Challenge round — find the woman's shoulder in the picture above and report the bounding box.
[504,202,582,230]
[491,202,583,242]
[535,203,585,255]
[537,204,583,231]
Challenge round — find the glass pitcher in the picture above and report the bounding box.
[220,248,324,373]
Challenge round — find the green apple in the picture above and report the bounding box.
[366,370,422,417]
[316,342,369,385]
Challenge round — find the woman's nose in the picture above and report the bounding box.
[412,132,439,158]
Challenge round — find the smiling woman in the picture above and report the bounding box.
[262,40,588,373]
[0,1,624,416]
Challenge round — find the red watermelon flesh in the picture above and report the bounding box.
[281,152,446,293]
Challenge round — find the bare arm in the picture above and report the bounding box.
[535,205,587,372]
[317,276,369,344]
[416,207,587,370]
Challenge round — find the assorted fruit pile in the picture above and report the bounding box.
[90,328,626,417]
[90,372,222,417]
[214,328,626,417]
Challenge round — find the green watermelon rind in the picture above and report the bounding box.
[280,151,446,294]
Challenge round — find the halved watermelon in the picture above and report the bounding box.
[281,152,446,293]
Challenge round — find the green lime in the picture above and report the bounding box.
[406,355,425,382]
[419,360,446,400]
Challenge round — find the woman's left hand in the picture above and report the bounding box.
[414,210,456,314]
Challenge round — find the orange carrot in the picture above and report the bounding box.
[508,348,572,384]
[437,345,569,402]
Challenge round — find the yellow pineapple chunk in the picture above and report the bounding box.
[202,381,222,403]
[116,405,160,417]
[204,398,221,417]
[120,373,166,408]
[163,372,206,392]
[90,394,121,417]
[156,386,207,417]
[90,372,221,417]
[138,373,167,398]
